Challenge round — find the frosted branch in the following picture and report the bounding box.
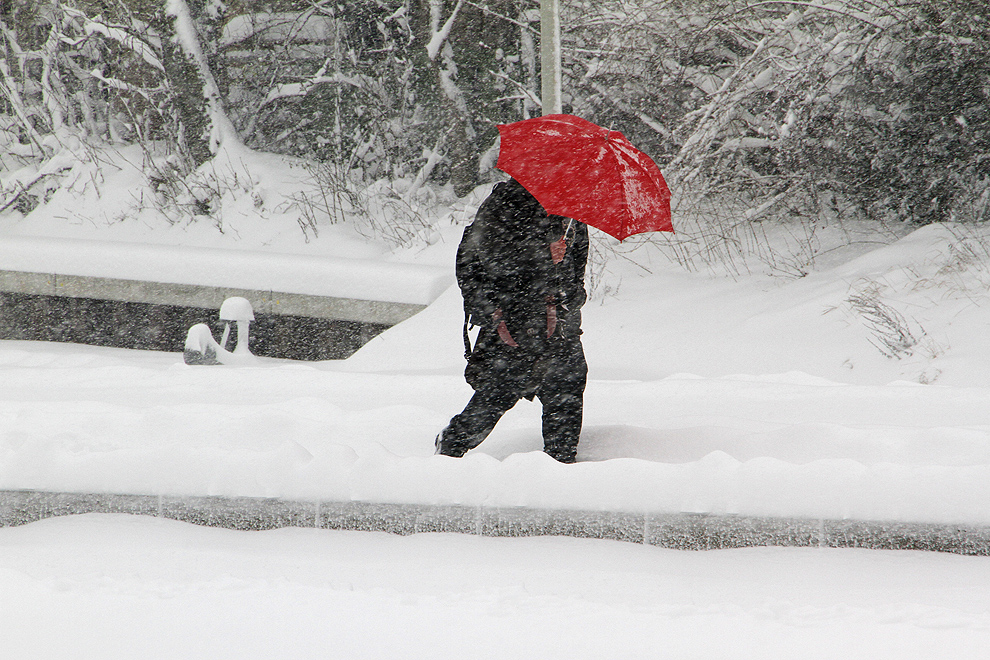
[165,0,241,152]
[463,1,538,33]
[40,13,69,133]
[63,7,164,72]
[426,0,464,61]
[88,68,154,102]
[404,133,447,201]
[736,1,903,30]
[261,59,379,106]
[0,50,49,157]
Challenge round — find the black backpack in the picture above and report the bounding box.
[455,187,500,358]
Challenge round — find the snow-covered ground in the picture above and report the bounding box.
[4,144,990,655]
[2,214,990,524]
[2,514,989,660]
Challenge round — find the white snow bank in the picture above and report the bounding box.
[0,235,452,305]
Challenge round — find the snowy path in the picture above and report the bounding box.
[1,514,988,659]
[1,340,989,526]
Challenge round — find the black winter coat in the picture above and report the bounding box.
[456,179,588,394]
[458,179,588,346]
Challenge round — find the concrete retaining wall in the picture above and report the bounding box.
[3,489,988,555]
[0,262,420,358]
[0,290,389,359]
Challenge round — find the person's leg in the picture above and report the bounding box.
[438,327,525,457]
[437,381,521,456]
[538,337,588,463]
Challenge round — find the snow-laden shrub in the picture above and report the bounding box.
[4,0,989,256]
[566,1,990,230]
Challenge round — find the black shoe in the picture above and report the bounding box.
[435,431,468,458]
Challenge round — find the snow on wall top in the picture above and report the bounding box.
[0,235,452,306]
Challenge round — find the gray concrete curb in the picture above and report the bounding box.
[3,489,989,555]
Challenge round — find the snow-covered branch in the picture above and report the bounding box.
[165,0,241,152]
[220,11,337,48]
[462,1,538,33]
[426,0,465,61]
[87,68,154,102]
[669,35,772,178]
[584,80,673,141]
[0,43,49,156]
[404,133,447,201]
[736,1,903,30]
[489,68,543,109]
[63,7,164,72]
[261,59,381,107]
[40,12,69,133]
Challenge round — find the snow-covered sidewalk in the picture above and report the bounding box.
[1,325,989,529]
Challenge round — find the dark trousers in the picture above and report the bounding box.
[440,329,587,463]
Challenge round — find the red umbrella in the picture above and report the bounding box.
[496,114,672,241]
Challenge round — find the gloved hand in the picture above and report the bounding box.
[492,308,519,347]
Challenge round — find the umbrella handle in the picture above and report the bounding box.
[564,217,574,241]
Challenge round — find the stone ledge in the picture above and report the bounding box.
[2,489,988,555]
[0,269,425,325]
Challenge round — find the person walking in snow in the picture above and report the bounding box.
[436,178,589,463]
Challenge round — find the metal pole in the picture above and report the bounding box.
[540,0,562,115]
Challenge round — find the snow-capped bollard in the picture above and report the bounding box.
[219,296,255,355]
[183,297,256,365]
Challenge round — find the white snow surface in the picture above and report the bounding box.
[0,234,450,305]
[4,144,990,658]
[3,144,990,528]
[1,513,989,659]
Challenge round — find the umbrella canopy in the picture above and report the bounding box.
[495,114,672,241]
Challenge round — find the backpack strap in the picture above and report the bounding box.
[463,311,473,359]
